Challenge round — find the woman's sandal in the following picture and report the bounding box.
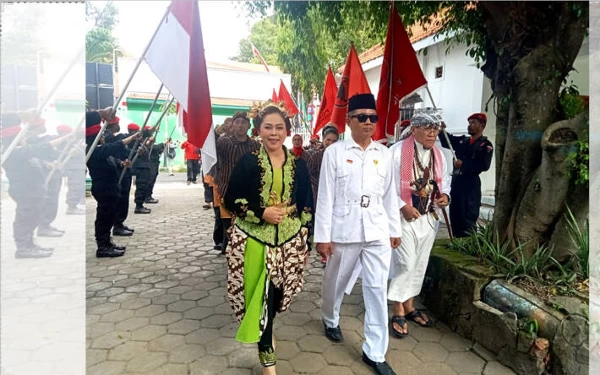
[406,310,434,327]
[391,315,409,338]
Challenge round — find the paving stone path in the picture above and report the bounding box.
[86,173,515,375]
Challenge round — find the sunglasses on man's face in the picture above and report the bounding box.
[350,114,379,123]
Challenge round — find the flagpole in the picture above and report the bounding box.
[425,86,456,160]
[119,95,175,184]
[86,3,172,163]
[384,2,395,142]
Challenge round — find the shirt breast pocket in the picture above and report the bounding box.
[335,167,350,197]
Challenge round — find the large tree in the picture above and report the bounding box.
[244,1,589,257]
[85,2,121,63]
[232,16,279,65]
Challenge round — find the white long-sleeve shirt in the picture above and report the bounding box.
[314,138,401,243]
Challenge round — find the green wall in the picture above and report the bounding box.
[124,98,249,168]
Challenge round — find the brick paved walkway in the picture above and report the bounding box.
[86,174,515,375]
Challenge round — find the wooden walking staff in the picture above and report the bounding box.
[118,95,175,185]
[424,86,454,239]
[85,3,172,163]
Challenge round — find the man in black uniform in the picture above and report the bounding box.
[146,139,165,204]
[2,112,54,258]
[86,111,141,257]
[130,125,156,214]
[27,119,67,238]
[439,112,493,237]
[103,117,135,236]
[56,125,86,215]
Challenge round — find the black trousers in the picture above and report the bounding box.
[148,162,159,197]
[187,159,199,182]
[114,172,132,227]
[258,282,284,353]
[134,168,151,206]
[222,218,232,250]
[39,173,62,227]
[65,169,86,207]
[204,175,213,203]
[213,207,223,246]
[450,175,482,238]
[92,187,120,246]
[9,188,44,247]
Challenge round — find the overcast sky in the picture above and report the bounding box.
[112,1,264,62]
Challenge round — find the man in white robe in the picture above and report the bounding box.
[388,112,451,337]
[315,93,401,375]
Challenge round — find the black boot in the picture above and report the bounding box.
[15,241,53,259]
[145,197,159,204]
[113,226,134,236]
[110,241,127,251]
[37,225,65,237]
[134,205,151,214]
[96,243,125,258]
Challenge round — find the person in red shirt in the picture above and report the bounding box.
[181,140,200,185]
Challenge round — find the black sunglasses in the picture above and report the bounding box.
[350,114,379,123]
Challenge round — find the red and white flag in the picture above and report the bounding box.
[250,41,270,73]
[374,3,427,142]
[272,88,279,102]
[144,0,216,174]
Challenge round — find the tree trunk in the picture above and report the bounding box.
[480,2,588,252]
[513,113,588,257]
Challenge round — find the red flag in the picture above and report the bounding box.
[144,1,216,174]
[272,88,279,102]
[374,4,427,142]
[313,67,338,136]
[278,80,299,116]
[250,41,270,73]
[330,45,371,134]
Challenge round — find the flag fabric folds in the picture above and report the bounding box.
[313,66,338,136]
[330,45,371,134]
[278,80,299,117]
[272,88,279,102]
[374,3,427,142]
[144,0,216,174]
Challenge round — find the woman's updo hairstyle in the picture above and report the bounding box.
[248,100,293,131]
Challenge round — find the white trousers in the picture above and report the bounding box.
[321,239,391,362]
[388,215,438,303]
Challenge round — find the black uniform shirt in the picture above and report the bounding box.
[440,133,493,176]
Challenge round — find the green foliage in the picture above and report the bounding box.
[448,223,586,295]
[566,139,589,186]
[232,16,279,65]
[241,1,486,98]
[1,5,46,64]
[564,206,589,278]
[86,2,121,63]
[559,83,585,120]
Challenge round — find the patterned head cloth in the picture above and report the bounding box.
[399,109,444,140]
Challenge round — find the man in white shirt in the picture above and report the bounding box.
[315,93,401,375]
[387,111,451,338]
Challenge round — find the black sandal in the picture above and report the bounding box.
[406,310,434,327]
[391,315,409,338]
